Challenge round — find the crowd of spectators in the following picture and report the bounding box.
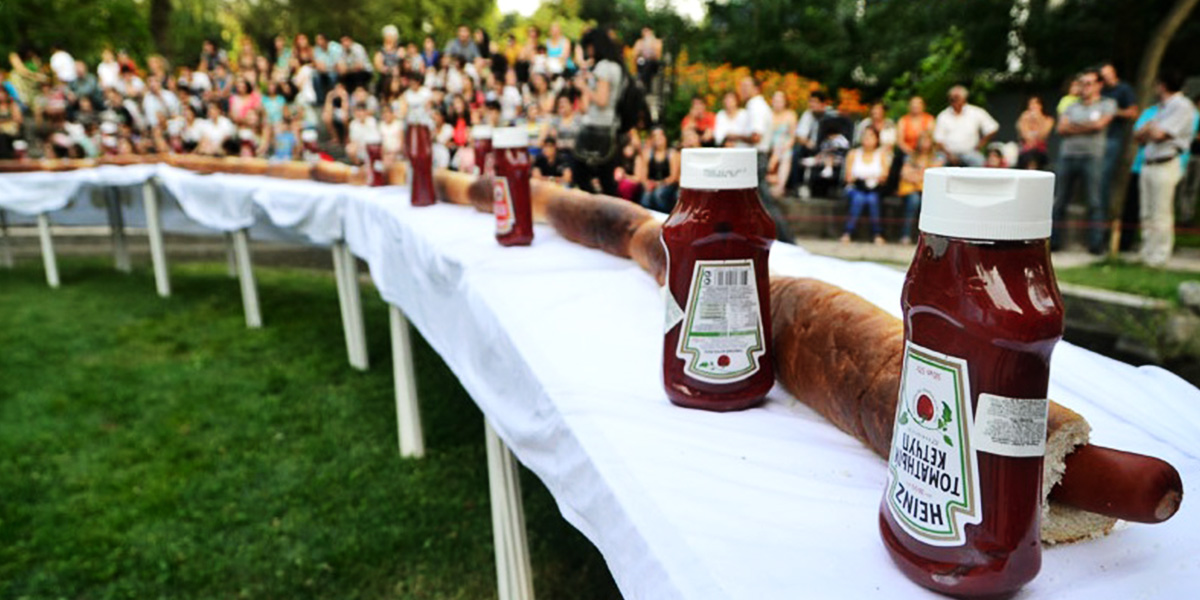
[1,29,1197,264]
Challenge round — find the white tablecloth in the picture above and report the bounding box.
[0,165,360,246]
[343,189,1200,599]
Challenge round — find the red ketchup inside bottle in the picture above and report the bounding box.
[879,168,1063,597]
[365,130,385,187]
[472,125,494,177]
[492,127,533,246]
[661,148,774,411]
[406,122,435,206]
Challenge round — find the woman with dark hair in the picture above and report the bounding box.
[571,26,626,196]
[638,126,680,212]
[841,126,891,244]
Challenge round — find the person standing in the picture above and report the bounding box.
[1052,70,1116,253]
[632,27,662,92]
[1099,63,1139,215]
[933,85,998,167]
[740,76,794,242]
[572,27,625,196]
[1134,70,1198,267]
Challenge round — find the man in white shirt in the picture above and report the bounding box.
[739,77,794,242]
[933,85,998,167]
[49,45,77,84]
[1134,70,1199,266]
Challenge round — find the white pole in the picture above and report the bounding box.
[485,420,535,600]
[333,242,369,370]
[142,181,171,297]
[224,232,238,278]
[36,213,60,288]
[232,229,262,328]
[107,188,131,273]
[389,304,424,458]
[0,210,12,269]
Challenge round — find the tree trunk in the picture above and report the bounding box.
[150,0,173,57]
[1108,0,1200,256]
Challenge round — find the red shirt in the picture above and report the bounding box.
[682,111,716,134]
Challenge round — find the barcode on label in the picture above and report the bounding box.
[714,270,749,286]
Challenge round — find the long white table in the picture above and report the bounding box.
[342,188,1200,599]
[4,167,1198,598]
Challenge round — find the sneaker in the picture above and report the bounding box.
[874,235,886,246]
[799,185,811,199]
[839,233,851,244]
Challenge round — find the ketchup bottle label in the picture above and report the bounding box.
[884,342,982,547]
[493,178,514,235]
[973,394,1049,458]
[674,260,766,383]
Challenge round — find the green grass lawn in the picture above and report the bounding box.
[1055,258,1200,302]
[0,259,619,599]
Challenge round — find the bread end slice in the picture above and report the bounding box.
[1041,402,1119,544]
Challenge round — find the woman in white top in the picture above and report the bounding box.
[840,126,892,244]
[714,92,750,147]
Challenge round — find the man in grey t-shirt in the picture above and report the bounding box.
[1053,69,1116,253]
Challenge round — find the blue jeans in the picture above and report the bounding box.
[844,187,882,237]
[901,192,921,240]
[640,184,678,213]
[1052,154,1105,251]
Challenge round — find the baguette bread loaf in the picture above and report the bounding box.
[265,161,314,180]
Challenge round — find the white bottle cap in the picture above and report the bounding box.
[492,127,528,149]
[680,148,758,190]
[920,167,1055,240]
[472,124,493,140]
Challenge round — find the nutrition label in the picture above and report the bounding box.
[973,394,1049,458]
[675,259,765,384]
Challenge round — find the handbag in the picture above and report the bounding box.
[574,122,619,167]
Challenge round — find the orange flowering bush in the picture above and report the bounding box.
[672,49,865,117]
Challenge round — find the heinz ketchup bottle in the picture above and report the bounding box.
[472,124,494,177]
[364,130,386,187]
[492,127,533,246]
[405,112,436,207]
[661,148,775,411]
[879,168,1063,597]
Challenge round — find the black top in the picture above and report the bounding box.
[646,148,671,182]
[1101,81,1137,138]
[535,153,567,178]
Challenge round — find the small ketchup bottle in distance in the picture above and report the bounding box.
[405,111,436,207]
[879,168,1063,597]
[472,124,494,177]
[364,129,386,187]
[492,127,533,246]
[661,148,775,411]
